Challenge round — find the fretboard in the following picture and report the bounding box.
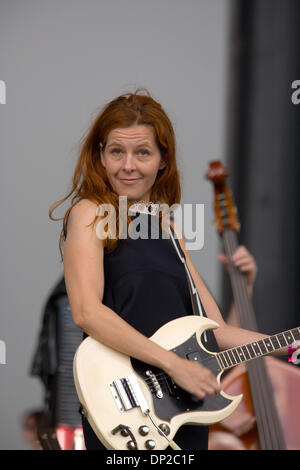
[216,327,300,370]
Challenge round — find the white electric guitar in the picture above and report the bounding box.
[73,315,300,450]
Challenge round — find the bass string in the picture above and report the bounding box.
[223,230,256,328]
[225,231,271,440]
[247,360,285,449]
[228,230,286,447]
[224,229,285,449]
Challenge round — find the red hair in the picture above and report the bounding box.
[49,88,181,261]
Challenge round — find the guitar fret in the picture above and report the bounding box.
[223,353,230,368]
[284,331,294,345]
[215,355,223,370]
[290,331,296,342]
[232,348,241,363]
[257,340,267,355]
[246,344,254,358]
[263,338,274,352]
[276,334,287,348]
[242,346,250,360]
[247,343,256,359]
[270,335,281,349]
[293,328,300,340]
[252,342,261,357]
[256,341,263,355]
[223,351,232,367]
[227,349,237,365]
[293,328,300,341]
[269,337,276,349]
[220,353,228,368]
[218,353,227,369]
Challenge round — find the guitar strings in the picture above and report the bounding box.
[140,229,287,448]
[224,232,271,445]
[224,230,286,449]
[225,231,272,446]
[142,354,218,388]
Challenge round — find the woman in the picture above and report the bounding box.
[50,89,285,450]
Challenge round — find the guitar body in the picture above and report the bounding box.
[73,316,242,450]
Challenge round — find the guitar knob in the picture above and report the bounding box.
[120,428,129,437]
[159,423,170,436]
[138,425,149,436]
[127,440,137,450]
[145,439,156,449]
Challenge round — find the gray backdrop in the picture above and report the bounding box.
[0,0,230,449]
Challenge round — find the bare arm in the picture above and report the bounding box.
[63,199,220,399]
[64,199,177,371]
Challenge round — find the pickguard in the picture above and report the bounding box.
[131,333,232,421]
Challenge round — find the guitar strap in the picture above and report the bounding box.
[168,224,208,342]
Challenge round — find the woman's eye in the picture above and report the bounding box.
[110,149,149,156]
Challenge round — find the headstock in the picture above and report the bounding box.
[205,161,240,234]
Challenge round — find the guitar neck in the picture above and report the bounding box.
[216,327,300,371]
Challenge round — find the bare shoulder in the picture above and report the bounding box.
[63,199,105,316]
[68,198,99,230]
[67,199,103,246]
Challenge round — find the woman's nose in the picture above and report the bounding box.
[123,153,137,171]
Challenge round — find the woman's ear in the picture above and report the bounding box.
[159,158,167,170]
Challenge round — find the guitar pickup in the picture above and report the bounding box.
[109,374,150,416]
[186,351,201,362]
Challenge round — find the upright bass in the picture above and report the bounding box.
[206,161,300,450]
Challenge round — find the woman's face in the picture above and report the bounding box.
[100,124,166,202]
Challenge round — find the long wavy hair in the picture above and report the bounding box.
[49,88,181,262]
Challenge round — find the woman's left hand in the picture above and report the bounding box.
[218,246,258,289]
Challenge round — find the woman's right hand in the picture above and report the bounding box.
[165,354,221,400]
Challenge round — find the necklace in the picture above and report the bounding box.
[128,200,160,215]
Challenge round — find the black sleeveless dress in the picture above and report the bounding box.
[76,211,219,450]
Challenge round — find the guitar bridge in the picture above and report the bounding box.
[109,373,150,416]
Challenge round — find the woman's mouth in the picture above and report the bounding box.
[120,178,141,185]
